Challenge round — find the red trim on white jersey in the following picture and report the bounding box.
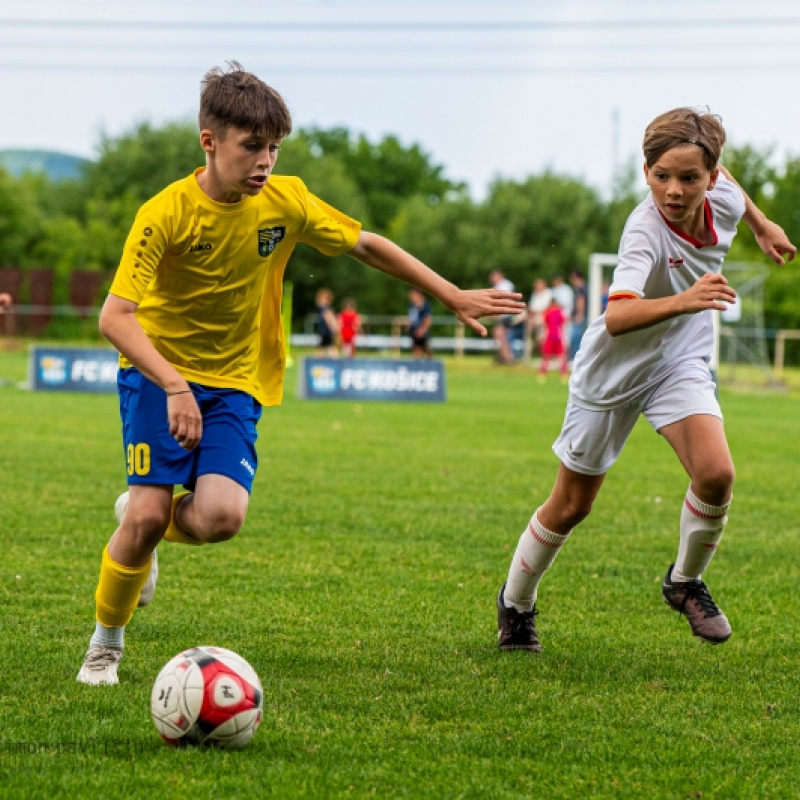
[656,199,718,249]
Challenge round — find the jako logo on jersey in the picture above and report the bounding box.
[668,257,684,268]
[189,243,213,253]
[258,226,286,257]
[240,458,255,477]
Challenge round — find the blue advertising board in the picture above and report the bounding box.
[30,346,119,393]
[299,357,446,402]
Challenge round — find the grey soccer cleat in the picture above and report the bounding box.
[662,563,731,644]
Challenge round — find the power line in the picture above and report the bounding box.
[0,38,792,54]
[2,17,800,31]
[3,61,800,76]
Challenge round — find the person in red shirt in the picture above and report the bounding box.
[338,298,362,358]
[538,297,568,382]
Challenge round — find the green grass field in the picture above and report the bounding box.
[1,344,800,799]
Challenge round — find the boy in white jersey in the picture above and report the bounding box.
[497,107,795,651]
[76,62,524,685]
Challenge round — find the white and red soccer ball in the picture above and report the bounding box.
[150,646,263,749]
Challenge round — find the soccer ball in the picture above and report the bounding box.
[150,646,263,748]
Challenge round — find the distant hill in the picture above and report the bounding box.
[0,149,91,181]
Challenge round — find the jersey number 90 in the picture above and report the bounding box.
[127,443,151,476]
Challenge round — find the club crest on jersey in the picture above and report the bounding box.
[258,226,286,257]
[668,257,685,268]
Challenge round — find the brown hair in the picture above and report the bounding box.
[642,107,725,170]
[199,61,292,139]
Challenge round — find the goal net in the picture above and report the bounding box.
[587,254,774,385]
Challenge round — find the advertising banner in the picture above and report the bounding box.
[30,346,118,393]
[299,358,446,402]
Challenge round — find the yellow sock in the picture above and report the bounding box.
[163,491,205,546]
[95,546,151,629]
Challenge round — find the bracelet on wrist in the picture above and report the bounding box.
[166,389,192,397]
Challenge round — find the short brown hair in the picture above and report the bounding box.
[199,61,292,139]
[642,107,725,170]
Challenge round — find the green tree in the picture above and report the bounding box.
[82,120,204,207]
[478,173,612,292]
[760,155,800,330]
[295,127,462,233]
[722,143,775,210]
[0,168,43,268]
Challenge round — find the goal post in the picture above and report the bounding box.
[587,253,618,324]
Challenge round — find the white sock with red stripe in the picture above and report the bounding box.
[671,486,730,583]
[503,509,571,612]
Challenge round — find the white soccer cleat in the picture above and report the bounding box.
[114,491,129,524]
[76,644,123,686]
[114,491,159,607]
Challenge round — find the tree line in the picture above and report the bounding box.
[1,120,798,331]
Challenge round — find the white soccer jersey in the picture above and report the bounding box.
[569,174,746,410]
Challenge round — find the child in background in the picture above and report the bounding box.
[315,288,339,356]
[538,296,568,382]
[338,298,361,359]
[407,287,433,359]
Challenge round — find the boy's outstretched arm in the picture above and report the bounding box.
[348,232,524,336]
[718,166,797,265]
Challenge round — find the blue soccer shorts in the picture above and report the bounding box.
[118,368,262,492]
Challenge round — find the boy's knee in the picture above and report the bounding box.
[561,499,593,529]
[123,507,171,549]
[196,507,246,544]
[695,464,735,506]
[546,495,594,532]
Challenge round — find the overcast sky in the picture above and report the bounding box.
[3,0,800,199]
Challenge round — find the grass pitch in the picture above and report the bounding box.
[1,345,800,799]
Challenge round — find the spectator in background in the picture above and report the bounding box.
[338,297,362,358]
[551,275,574,363]
[538,296,569,383]
[490,269,516,364]
[569,269,588,360]
[0,293,12,312]
[550,274,574,317]
[407,287,433,359]
[525,278,552,361]
[314,288,339,356]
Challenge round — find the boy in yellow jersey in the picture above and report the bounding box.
[77,62,524,685]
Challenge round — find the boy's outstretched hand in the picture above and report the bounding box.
[754,220,797,265]
[449,288,525,337]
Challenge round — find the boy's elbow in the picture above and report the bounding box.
[98,295,136,340]
[98,308,111,339]
[604,315,623,337]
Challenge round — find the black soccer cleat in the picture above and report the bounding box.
[497,583,541,652]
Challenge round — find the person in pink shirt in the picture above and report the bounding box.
[538,297,568,382]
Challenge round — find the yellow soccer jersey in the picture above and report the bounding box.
[110,169,361,405]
